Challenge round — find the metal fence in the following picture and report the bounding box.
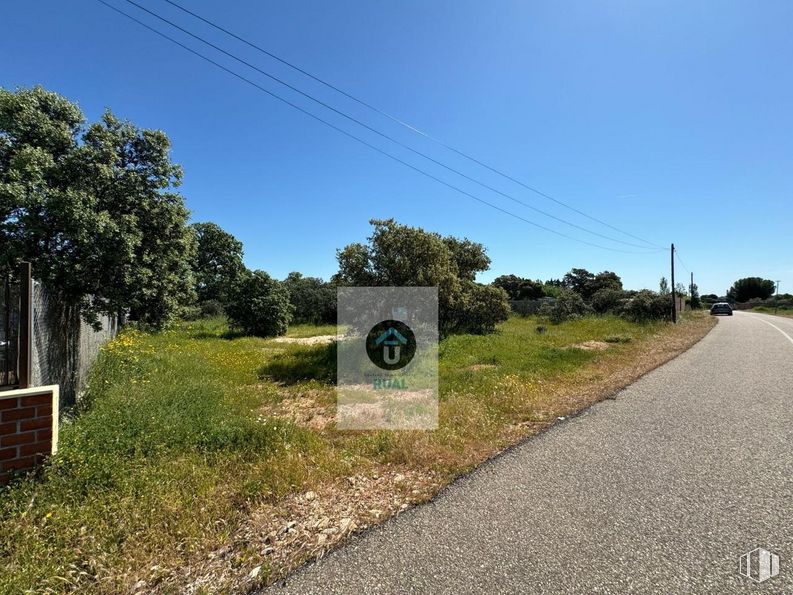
[1,263,32,390]
[1,269,20,388]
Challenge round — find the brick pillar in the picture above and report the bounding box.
[0,386,59,485]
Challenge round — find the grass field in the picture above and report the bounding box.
[0,313,714,593]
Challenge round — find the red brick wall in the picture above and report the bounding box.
[0,387,58,485]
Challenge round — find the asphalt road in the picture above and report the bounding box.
[270,312,793,594]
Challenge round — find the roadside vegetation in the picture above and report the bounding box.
[0,312,714,593]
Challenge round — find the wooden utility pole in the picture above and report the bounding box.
[690,272,694,309]
[671,243,677,323]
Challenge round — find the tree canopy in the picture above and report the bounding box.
[562,268,623,300]
[0,86,194,326]
[333,219,509,334]
[727,277,776,302]
[190,222,245,306]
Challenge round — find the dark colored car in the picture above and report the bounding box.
[710,302,733,316]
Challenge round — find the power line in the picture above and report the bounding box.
[159,0,665,250]
[675,250,691,275]
[117,0,658,251]
[95,0,661,254]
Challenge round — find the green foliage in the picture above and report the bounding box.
[226,270,293,337]
[727,277,776,302]
[190,222,246,306]
[445,281,512,334]
[540,289,592,323]
[283,272,336,324]
[689,283,701,309]
[590,287,627,314]
[659,276,670,295]
[622,289,671,322]
[492,274,546,300]
[562,268,622,300]
[333,219,509,335]
[0,86,195,327]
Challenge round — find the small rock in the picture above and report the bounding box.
[394,473,406,483]
[304,491,317,501]
[249,565,261,579]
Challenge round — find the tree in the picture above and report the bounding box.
[659,277,670,295]
[562,268,622,300]
[190,222,246,306]
[591,271,623,294]
[562,268,596,298]
[0,86,194,327]
[492,275,545,300]
[225,270,292,336]
[726,277,776,303]
[333,219,509,335]
[689,283,701,309]
[283,272,336,324]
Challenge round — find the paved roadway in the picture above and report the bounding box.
[269,312,793,594]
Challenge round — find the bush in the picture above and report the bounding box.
[540,289,591,324]
[283,272,336,324]
[444,282,512,335]
[590,288,627,314]
[225,270,293,337]
[620,289,670,322]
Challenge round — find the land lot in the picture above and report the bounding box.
[0,313,714,593]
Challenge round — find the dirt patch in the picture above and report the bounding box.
[260,391,333,430]
[570,340,610,351]
[169,469,442,593]
[272,335,335,346]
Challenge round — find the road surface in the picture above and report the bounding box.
[269,312,793,594]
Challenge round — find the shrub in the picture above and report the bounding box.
[540,289,591,324]
[590,288,627,314]
[444,282,512,335]
[620,289,670,322]
[225,270,293,337]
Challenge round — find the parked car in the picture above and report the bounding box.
[710,302,733,316]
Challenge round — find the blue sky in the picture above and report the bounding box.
[3,0,792,295]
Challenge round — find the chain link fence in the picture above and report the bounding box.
[31,281,118,407]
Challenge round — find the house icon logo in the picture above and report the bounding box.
[366,320,416,370]
[739,547,780,583]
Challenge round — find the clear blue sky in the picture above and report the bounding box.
[3,0,792,296]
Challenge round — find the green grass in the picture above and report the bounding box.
[0,313,707,593]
